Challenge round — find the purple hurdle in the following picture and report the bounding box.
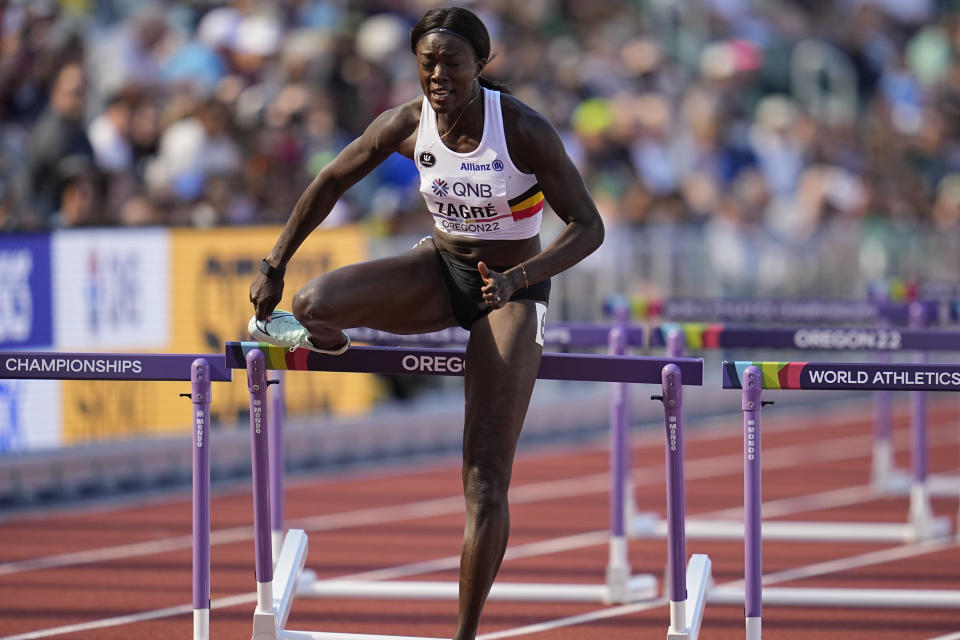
[641,323,960,543]
[191,358,213,640]
[712,360,960,624]
[662,362,711,640]
[229,341,709,639]
[909,302,935,539]
[741,366,763,640]
[268,370,285,564]
[605,325,632,601]
[0,351,233,640]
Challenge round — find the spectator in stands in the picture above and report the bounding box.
[25,61,96,225]
[3,0,960,248]
[87,89,135,174]
[49,156,100,228]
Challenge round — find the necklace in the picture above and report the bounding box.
[438,86,481,142]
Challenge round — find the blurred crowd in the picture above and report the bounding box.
[2,0,960,241]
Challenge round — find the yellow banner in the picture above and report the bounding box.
[62,225,380,444]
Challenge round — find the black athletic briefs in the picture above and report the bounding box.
[435,249,550,329]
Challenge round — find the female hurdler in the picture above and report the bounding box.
[248,7,604,639]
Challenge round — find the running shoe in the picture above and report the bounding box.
[247,310,350,355]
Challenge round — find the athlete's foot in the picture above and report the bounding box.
[307,333,350,354]
[248,311,351,355]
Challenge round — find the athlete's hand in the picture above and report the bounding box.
[478,261,517,309]
[250,272,284,322]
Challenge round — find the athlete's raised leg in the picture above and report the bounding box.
[291,238,457,347]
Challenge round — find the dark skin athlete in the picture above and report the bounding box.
[249,31,603,640]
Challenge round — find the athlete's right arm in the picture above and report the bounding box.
[250,100,420,320]
[265,99,421,270]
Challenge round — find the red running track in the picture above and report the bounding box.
[1,395,960,639]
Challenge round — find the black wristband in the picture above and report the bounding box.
[259,259,285,279]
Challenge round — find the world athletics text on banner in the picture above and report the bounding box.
[0,233,52,349]
[722,360,960,391]
[170,225,380,426]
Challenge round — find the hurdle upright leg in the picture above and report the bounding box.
[269,371,286,565]
[606,326,633,602]
[871,351,899,491]
[741,366,763,640]
[909,352,935,540]
[247,350,280,640]
[661,363,710,640]
[191,359,213,640]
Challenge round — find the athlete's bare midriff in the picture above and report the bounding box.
[432,227,541,267]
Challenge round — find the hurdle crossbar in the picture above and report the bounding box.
[233,342,709,640]
[224,341,701,384]
[720,364,960,640]
[0,351,230,640]
[346,322,645,348]
[0,351,232,381]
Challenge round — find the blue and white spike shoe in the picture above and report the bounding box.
[248,311,350,355]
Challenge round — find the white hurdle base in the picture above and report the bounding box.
[709,586,960,608]
[300,576,658,603]
[875,468,960,496]
[254,530,444,640]
[632,513,951,543]
[666,554,711,640]
[275,632,445,639]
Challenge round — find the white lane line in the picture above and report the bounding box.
[349,531,610,581]
[926,632,960,640]
[760,538,958,586]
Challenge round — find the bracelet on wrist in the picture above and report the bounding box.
[259,258,285,279]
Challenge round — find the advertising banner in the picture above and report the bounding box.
[0,233,52,349]
[169,225,379,427]
[52,228,170,349]
[2,225,379,449]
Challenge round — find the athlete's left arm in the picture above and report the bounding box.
[505,107,605,288]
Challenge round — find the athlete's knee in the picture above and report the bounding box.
[462,463,510,515]
[292,282,337,325]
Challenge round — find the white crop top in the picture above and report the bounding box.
[414,88,544,240]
